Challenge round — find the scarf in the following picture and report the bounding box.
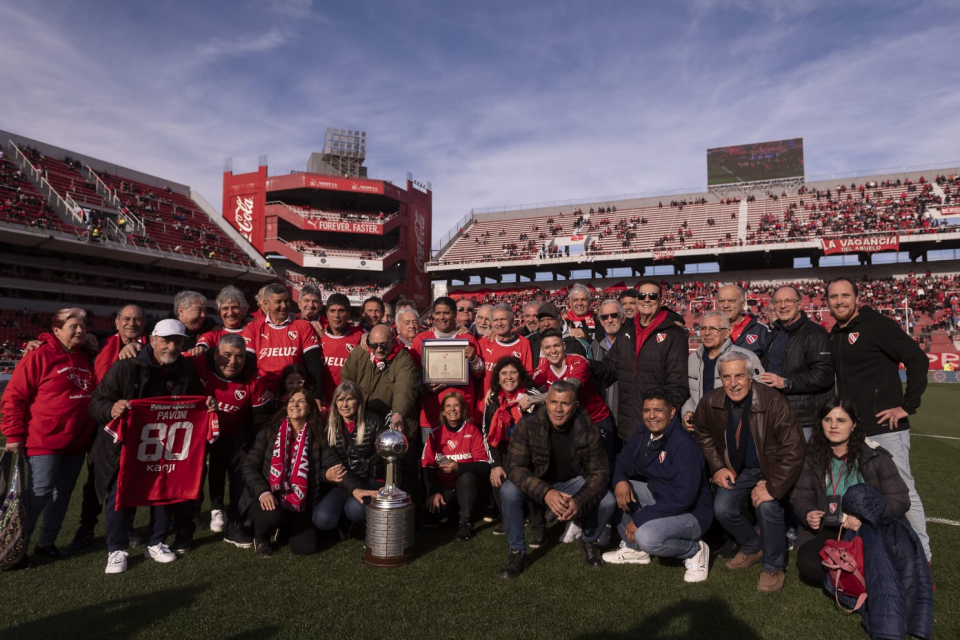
[268,418,311,512]
[724,391,753,474]
[634,308,669,359]
[565,309,596,329]
[487,390,524,447]
[370,341,403,371]
[729,314,753,343]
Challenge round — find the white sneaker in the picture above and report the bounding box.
[144,542,177,563]
[105,550,128,574]
[560,521,583,544]
[597,523,612,548]
[601,540,651,565]
[683,540,710,583]
[210,509,226,533]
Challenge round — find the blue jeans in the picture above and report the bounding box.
[24,452,85,548]
[714,467,786,572]
[312,479,381,530]
[104,478,171,553]
[617,480,702,560]
[500,476,616,553]
[870,430,930,560]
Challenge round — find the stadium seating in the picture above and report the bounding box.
[286,239,400,260]
[0,156,80,234]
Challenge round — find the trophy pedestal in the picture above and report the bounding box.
[364,488,415,567]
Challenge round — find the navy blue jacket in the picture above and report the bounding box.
[612,416,713,533]
[834,484,933,640]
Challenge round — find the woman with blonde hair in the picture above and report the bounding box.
[312,381,385,536]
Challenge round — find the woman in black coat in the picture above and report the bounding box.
[241,388,325,557]
[311,381,385,535]
[791,396,910,583]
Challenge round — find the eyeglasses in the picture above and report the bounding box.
[368,341,391,351]
[700,326,727,334]
[457,307,475,313]
[598,313,621,321]
[637,292,660,301]
[773,299,800,306]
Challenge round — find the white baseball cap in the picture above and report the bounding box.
[151,319,188,338]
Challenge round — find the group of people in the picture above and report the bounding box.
[0,277,935,635]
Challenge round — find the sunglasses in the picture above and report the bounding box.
[457,307,475,313]
[637,292,660,301]
[598,313,621,321]
[368,341,391,351]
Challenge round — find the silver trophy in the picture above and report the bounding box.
[365,418,415,567]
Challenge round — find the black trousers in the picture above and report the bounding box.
[78,460,103,531]
[796,527,839,584]
[247,501,317,555]
[433,472,483,524]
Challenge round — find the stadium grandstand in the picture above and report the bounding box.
[0,129,276,374]
[428,155,960,371]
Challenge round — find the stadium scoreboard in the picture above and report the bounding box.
[707,138,804,186]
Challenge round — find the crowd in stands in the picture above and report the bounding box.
[0,153,73,233]
[287,239,397,260]
[280,204,399,224]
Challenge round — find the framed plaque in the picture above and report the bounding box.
[421,339,469,385]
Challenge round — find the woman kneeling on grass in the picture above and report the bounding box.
[241,388,325,557]
[311,381,384,538]
[791,397,933,638]
[421,392,491,542]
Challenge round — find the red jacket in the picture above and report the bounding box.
[1,333,97,455]
[94,333,147,383]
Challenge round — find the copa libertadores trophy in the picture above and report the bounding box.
[365,416,415,567]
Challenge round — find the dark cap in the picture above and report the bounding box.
[537,302,561,320]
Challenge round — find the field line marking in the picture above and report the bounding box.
[926,517,960,526]
[913,433,960,441]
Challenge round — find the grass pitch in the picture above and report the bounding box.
[2,384,959,639]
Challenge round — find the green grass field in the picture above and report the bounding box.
[2,385,958,640]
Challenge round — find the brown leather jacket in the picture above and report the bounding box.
[691,382,806,500]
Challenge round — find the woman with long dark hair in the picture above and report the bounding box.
[241,388,325,557]
[311,381,385,536]
[791,396,909,582]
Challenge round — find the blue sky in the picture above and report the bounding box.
[2,0,959,241]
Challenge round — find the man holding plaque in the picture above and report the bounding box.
[410,297,486,440]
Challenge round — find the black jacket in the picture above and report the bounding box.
[319,413,386,495]
[88,352,204,501]
[240,422,325,516]
[591,309,689,441]
[829,306,928,437]
[732,314,771,359]
[761,312,835,428]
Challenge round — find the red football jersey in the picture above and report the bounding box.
[320,327,365,402]
[532,353,611,423]
[478,334,533,395]
[410,331,482,428]
[105,396,218,509]
[242,316,321,388]
[193,356,271,436]
[196,325,245,351]
[421,422,491,489]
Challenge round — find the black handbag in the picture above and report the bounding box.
[0,450,28,570]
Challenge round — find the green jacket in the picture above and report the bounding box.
[340,345,419,437]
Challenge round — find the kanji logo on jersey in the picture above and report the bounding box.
[746,334,758,345]
[656,333,666,343]
[848,332,859,345]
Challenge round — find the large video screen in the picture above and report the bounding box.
[707,138,804,186]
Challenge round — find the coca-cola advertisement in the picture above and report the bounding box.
[223,167,267,252]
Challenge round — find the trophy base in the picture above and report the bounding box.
[365,498,415,568]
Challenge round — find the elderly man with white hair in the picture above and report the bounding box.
[716,284,769,359]
[395,306,421,348]
[682,311,764,430]
[173,290,217,351]
[566,283,597,343]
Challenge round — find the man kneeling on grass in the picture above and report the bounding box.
[498,381,615,579]
[603,389,712,582]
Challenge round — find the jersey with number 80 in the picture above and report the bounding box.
[106,396,217,509]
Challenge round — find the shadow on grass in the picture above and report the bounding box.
[5,584,209,640]
[577,598,762,640]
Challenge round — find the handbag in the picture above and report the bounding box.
[820,528,867,613]
[0,450,28,571]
